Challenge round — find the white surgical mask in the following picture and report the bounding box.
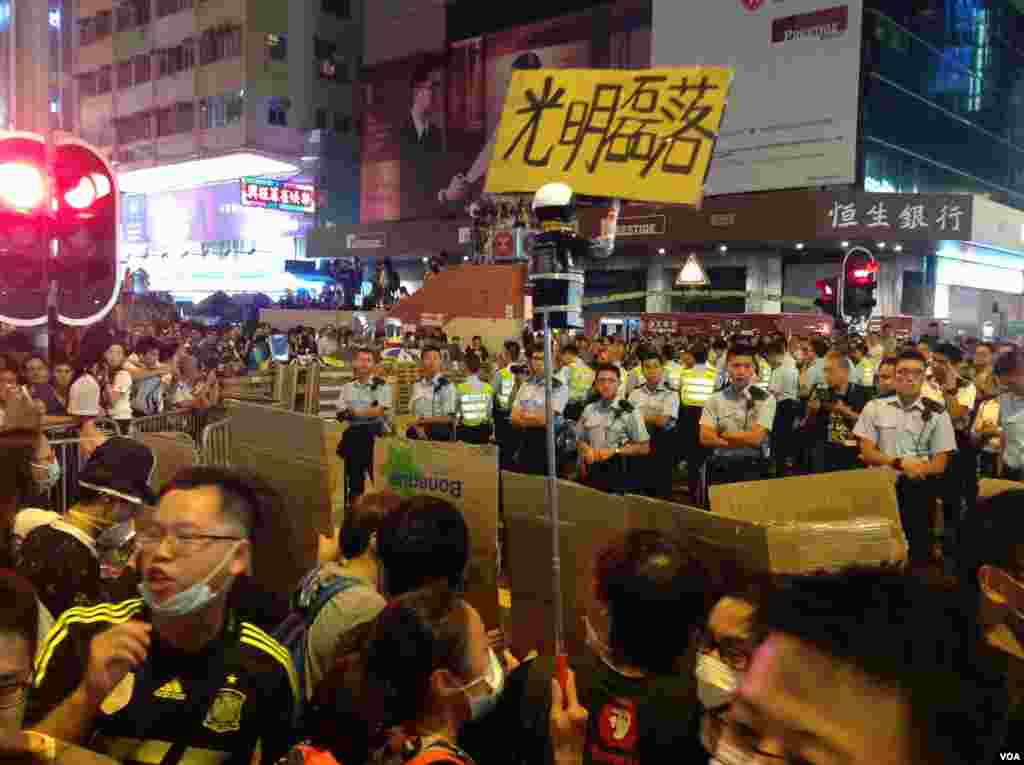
[455,648,505,721]
[138,541,241,618]
[32,460,61,494]
[695,653,741,710]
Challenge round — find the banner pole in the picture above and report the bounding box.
[542,310,568,688]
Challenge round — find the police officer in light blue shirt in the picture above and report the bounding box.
[699,343,777,499]
[407,344,457,441]
[996,350,1024,482]
[854,349,956,567]
[336,347,392,503]
[579,363,650,493]
[511,344,568,475]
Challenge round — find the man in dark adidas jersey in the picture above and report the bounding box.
[24,468,299,765]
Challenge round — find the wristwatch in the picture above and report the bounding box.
[891,458,903,472]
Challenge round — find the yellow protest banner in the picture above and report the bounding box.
[484,67,733,207]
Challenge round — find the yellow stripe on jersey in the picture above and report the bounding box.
[35,600,146,684]
[239,624,300,703]
[95,737,231,765]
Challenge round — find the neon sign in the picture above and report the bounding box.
[241,177,316,215]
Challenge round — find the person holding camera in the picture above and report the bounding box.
[804,350,873,473]
[336,348,392,504]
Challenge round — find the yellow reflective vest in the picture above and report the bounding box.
[456,378,494,426]
[680,365,718,407]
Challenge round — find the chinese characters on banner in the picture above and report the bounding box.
[241,177,318,215]
[484,67,734,207]
[816,194,973,241]
[641,316,680,334]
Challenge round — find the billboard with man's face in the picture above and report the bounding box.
[359,0,650,225]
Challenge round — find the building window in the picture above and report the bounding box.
[156,0,193,18]
[134,52,151,84]
[157,42,193,78]
[315,108,328,131]
[200,25,242,65]
[117,59,133,89]
[116,0,150,32]
[266,33,286,62]
[115,111,152,144]
[203,90,244,129]
[95,10,112,39]
[334,113,350,133]
[96,65,112,95]
[155,101,194,137]
[322,0,350,19]
[268,100,288,127]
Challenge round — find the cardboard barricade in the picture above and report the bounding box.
[226,401,336,601]
[502,468,907,659]
[374,438,500,628]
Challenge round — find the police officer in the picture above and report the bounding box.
[455,352,494,445]
[559,342,594,422]
[592,343,624,401]
[407,344,456,441]
[336,347,392,503]
[849,339,876,389]
[997,350,1024,481]
[854,349,956,569]
[628,351,680,499]
[661,344,684,393]
[578,363,651,493]
[494,341,526,470]
[699,343,777,501]
[510,345,567,475]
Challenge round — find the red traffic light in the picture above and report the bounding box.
[816,279,835,299]
[0,162,46,211]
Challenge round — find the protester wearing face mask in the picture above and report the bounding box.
[10,433,63,551]
[25,467,299,765]
[16,438,154,620]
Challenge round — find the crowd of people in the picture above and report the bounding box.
[0,406,1022,764]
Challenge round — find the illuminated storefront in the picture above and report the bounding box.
[119,171,319,303]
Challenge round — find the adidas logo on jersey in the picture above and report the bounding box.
[153,678,186,701]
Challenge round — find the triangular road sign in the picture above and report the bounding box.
[676,253,709,287]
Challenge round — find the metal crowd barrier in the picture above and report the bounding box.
[201,418,232,468]
[129,410,209,445]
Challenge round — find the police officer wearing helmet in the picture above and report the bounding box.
[407,344,456,441]
[699,343,777,497]
[336,347,392,503]
[456,352,494,445]
[854,349,956,568]
[578,363,651,493]
[510,344,567,475]
[628,351,679,499]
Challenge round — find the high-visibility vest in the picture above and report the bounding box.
[757,357,771,385]
[680,367,717,407]
[567,360,595,402]
[859,358,877,387]
[456,380,494,426]
[495,366,516,410]
[663,360,684,392]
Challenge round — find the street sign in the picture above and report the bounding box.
[676,253,710,286]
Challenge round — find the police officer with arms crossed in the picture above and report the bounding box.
[854,349,956,569]
[628,351,679,499]
[407,344,456,441]
[578,364,651,494]
[559,343,594,422]
[455,352,494,445]
[699,343,777,497]
[510,345,567,475]
[336,347,391,504]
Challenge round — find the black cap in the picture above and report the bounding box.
[79,437,157,506]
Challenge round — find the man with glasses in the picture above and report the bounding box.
[712,567,1007,765]
[25,467,298,765]
[854,350,956,568]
